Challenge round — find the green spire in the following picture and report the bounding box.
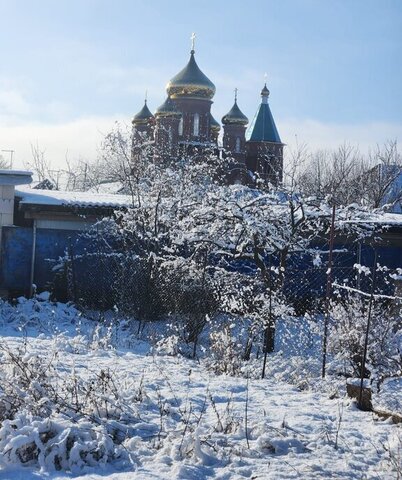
[246,84,281,143]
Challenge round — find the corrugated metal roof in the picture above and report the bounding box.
[16,186,132,209]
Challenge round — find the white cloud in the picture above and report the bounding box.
[0,116,122,170]
[279,118,402,154]
[95,64,171,101]
[0,116,400,173]
[0,81,72,125]
[0,90,32,118]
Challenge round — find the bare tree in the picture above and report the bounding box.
[283,140,310,193]
[26,143,105,192]
[297,144,363,204]
[296,140,401,209]
[0,154,10,169]
[362,140,402,209]
[28,142,51,183]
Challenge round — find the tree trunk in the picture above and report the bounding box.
[243,338,253,360]
[263,324,275,354]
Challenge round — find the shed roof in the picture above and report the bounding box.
[15,186,132,209]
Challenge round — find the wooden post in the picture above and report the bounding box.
[322,204,336,378]
[29,220,37,298]
[262,257,273,379]
[68,238,77,304]
[358,250,377,410]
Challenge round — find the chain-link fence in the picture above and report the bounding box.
[48,234,401,324]
[44,232,402,388]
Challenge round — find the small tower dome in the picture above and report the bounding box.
[155,96,182,118]
[209,113,221,132]
[261,83,270,96]
[132,100,154,125]
[260,83,270,104]
[222,92,248,126]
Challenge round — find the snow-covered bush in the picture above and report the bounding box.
[154,334,182,356]
[207,323,243,375]
[0,413,129,472]
[328,292,402,380]
[0,342,140,472]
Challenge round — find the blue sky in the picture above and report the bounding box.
[0,0,401,168]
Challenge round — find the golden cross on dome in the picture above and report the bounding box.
[264,72,268,85]
[234,87,238,102]
[191,32,196,52]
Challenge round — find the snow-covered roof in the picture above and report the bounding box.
[376,213,402,224]
[0,169,32,186]
[86,181,125,195]
[13,186,402,225]
[0,169,32,176]
[15,186,133,209]
[346,212,402,225]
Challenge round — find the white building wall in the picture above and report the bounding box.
[0,185,15,227]
[36,219,91,231]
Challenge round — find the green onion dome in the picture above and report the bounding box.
[155,96,182,118]
[261,83,270,98]
[132,100,154,125]
[209,113,221,131]
[166,50,216,100]
[222,100,248,126]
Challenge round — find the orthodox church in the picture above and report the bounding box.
[132,39,283,185]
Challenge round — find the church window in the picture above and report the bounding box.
[235,137,241,153]
[193,113,199,136]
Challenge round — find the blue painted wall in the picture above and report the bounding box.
[0,227,83,293]
[1,225,401,300]
[0,226,33,292]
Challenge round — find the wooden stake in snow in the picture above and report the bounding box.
[358,250,378,410]
[322,204,336,378]
[262,257,273,379]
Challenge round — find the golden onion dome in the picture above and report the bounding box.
[155,96,182,118]
[222,100,249,126]
[166,50,216,100]
[132,100,154,125]
[209,113,221,131]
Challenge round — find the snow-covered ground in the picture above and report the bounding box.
[0,297,400,479]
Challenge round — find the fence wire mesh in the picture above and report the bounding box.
[49,235,401,324]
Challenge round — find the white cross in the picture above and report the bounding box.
[191,32,196,51]
[264,72,268,84]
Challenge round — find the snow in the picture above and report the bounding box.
[347,212,402,224]
[390,268,402,281]
[312,253,322,267]
[376,378,402,414]
[15,186,133,209]
[353,263,372,276]
[0,297,400,479]
[346,377,371,388]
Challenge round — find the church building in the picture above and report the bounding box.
[132,39,283,185]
